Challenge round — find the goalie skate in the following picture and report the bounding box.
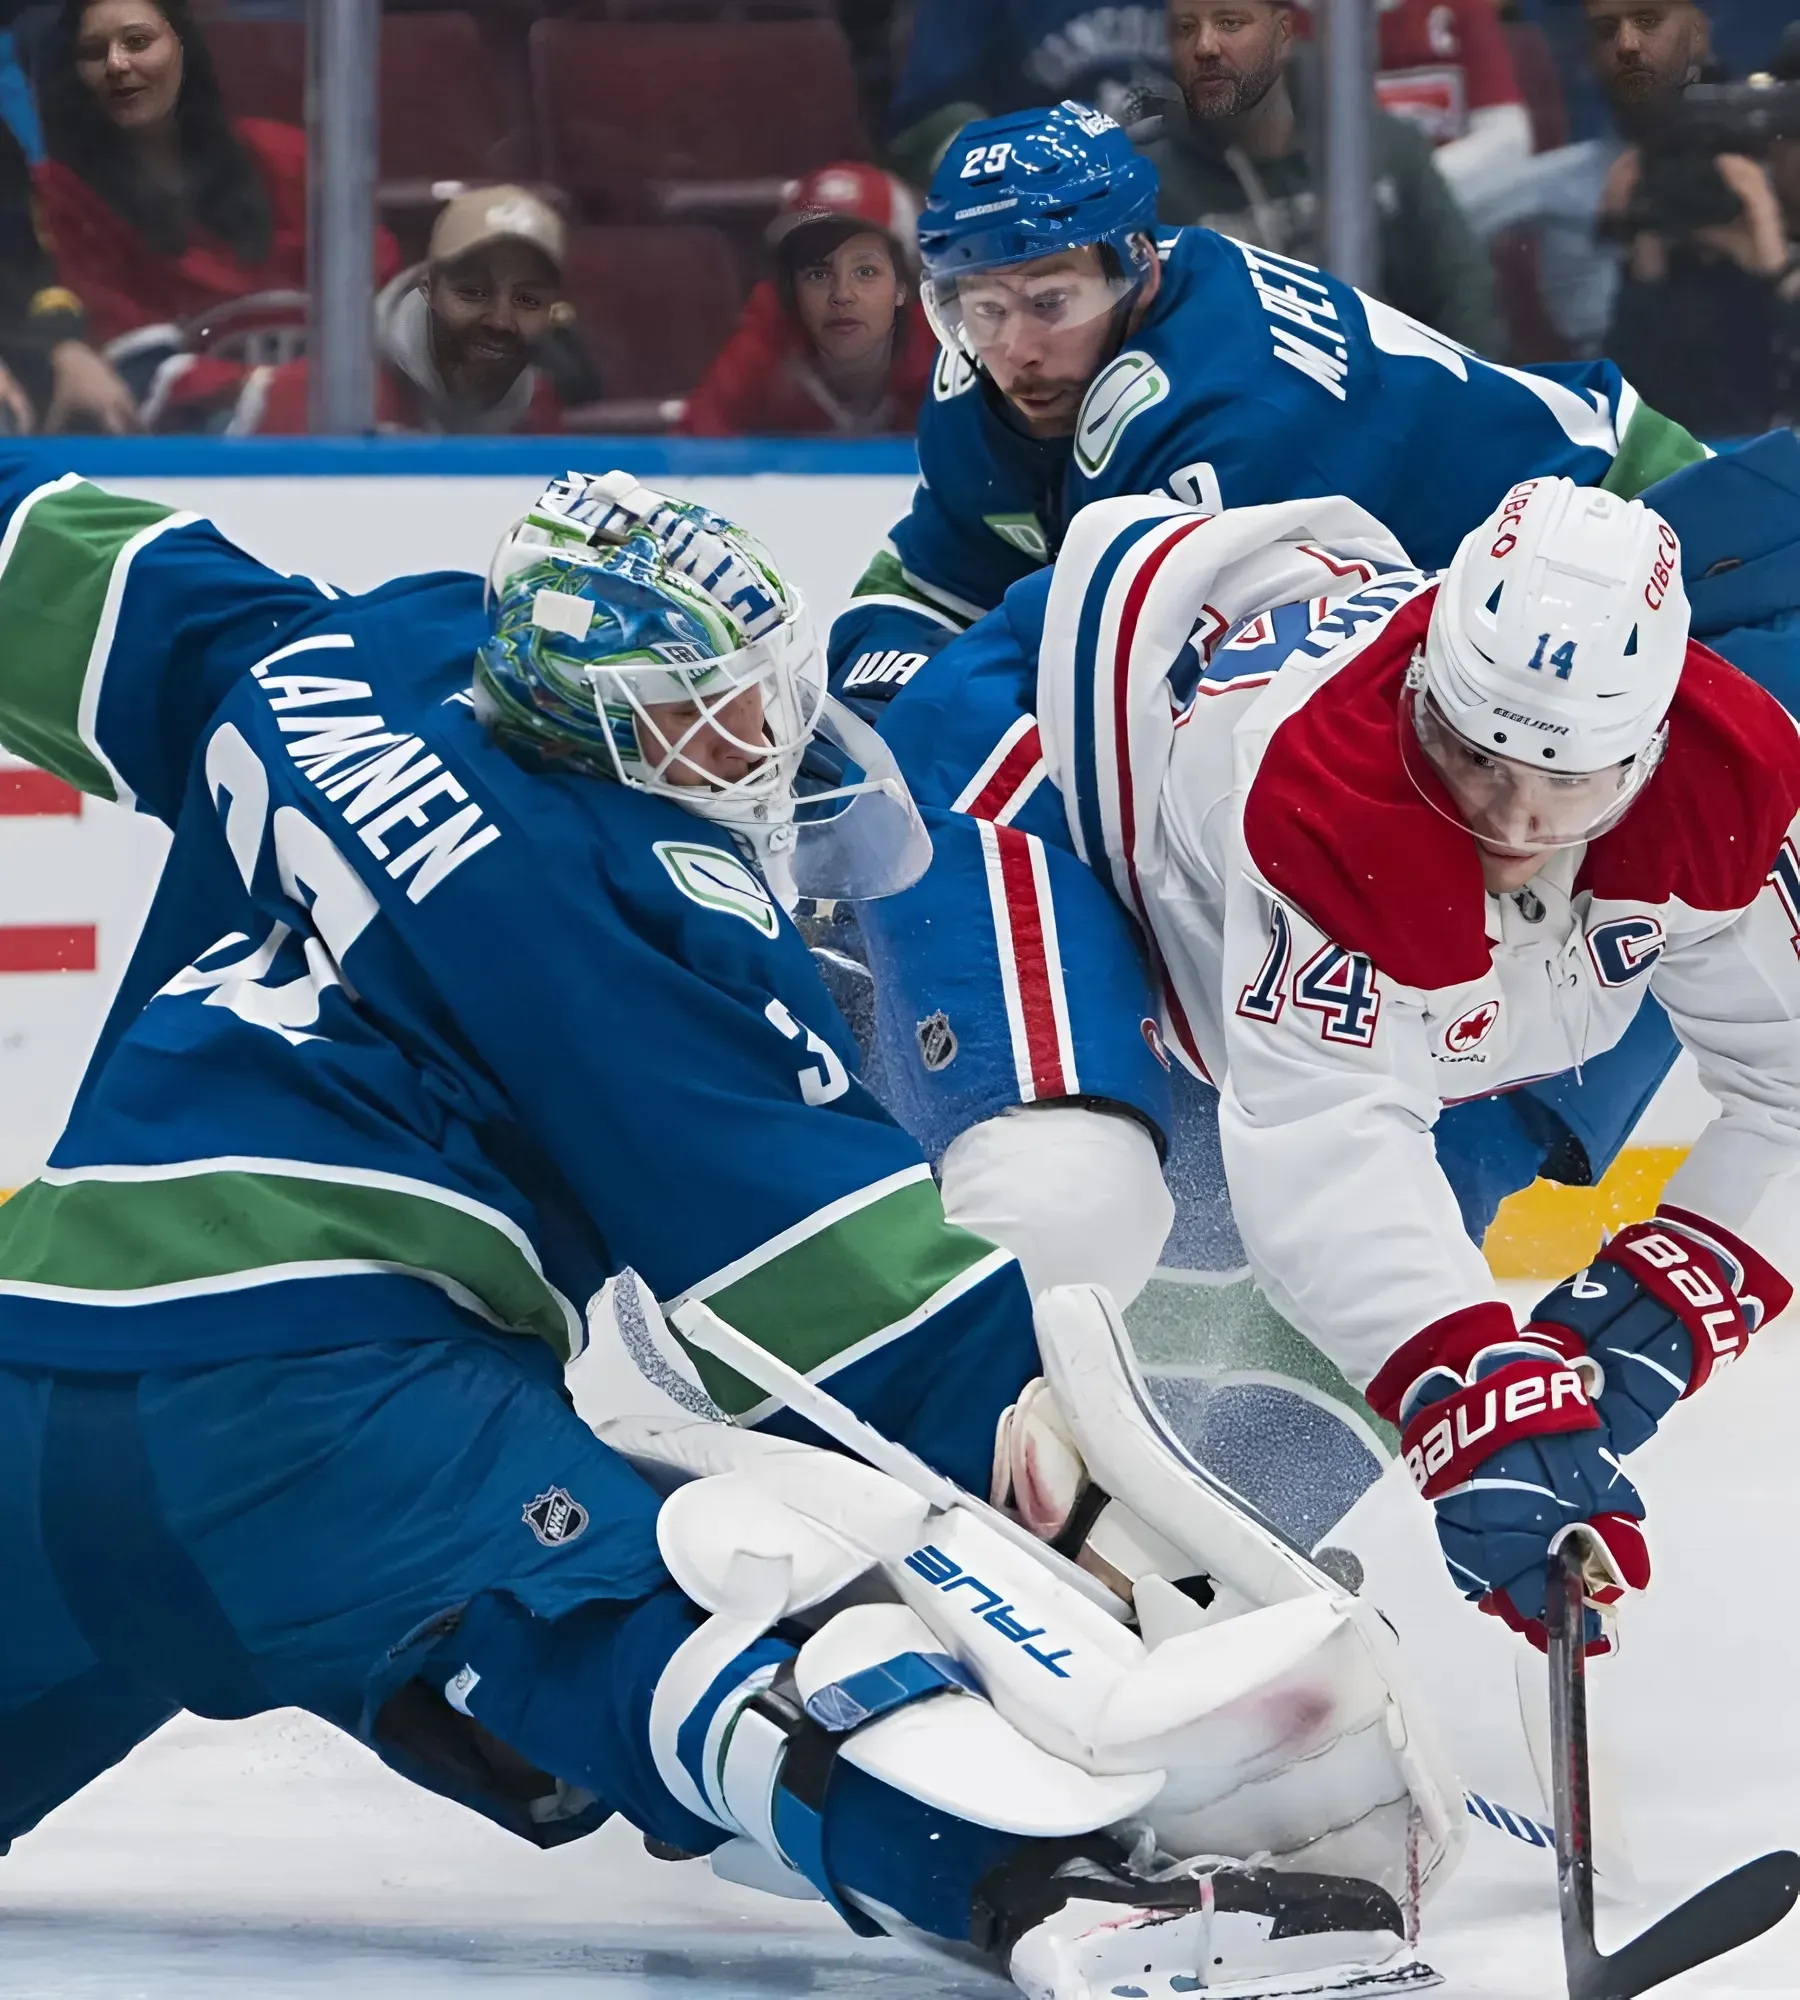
[977,1841,1439,2000]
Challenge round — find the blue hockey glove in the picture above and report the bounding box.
[1399,1339,1649,1656]
[1524,1207,1792,1455]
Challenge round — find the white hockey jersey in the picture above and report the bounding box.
[1036,496,1800,1409]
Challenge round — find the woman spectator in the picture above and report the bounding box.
[680,164,935,438]
[32,0,397,396]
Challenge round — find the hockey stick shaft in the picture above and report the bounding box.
[1547,1542,1600,1982]
[1546,1542,1800,2000]
[670,1297,1130,1620]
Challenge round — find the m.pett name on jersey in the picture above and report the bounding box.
[1232,240,1350,402]
[252,654,500,902]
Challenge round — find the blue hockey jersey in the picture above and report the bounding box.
[0,471,1038,1490]
[829,228,1705,705]
[888,1,1174,139]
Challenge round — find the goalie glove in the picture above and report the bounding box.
[1522,1206,1791,1454]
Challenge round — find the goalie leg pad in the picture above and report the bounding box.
[646,1471,1165,1934]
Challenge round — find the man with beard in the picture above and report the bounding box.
[374,186,569,434]
[827,98,1707,715]
[1134,0,1500,350]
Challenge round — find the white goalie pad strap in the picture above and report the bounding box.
[795,1603,1161,1837]
[648,1615,782,1833]
[646,1458,930,1836]
[713,1682,790,1859]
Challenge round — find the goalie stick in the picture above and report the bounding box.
[1546,1540,1800,2000]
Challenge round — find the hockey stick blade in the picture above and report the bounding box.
[1546,1543,1800,2000]
[1565,1852,1800,2000]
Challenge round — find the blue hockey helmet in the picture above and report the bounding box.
[918,101,1161,364]
[474,472,929,900]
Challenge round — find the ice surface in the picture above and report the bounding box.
[4,1285,1797,1998]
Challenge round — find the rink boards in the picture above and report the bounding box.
[0,438,1712,1273]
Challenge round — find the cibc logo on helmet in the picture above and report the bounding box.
[1645,522,1680,611]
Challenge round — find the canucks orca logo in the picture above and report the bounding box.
[1585,915,1665,987]
[1075,352,1171,477]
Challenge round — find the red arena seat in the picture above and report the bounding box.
[205,14,509,184]
[599,0,836,15]
[529,19,868,217]
[558,224,744,400]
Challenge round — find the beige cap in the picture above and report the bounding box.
[429,186,566,272]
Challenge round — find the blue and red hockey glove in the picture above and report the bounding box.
[1370,1313,1647,1655]
[1520,1206,1791,1455]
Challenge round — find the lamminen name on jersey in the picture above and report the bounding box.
[251,650,500,902]
[1231,239,1351,403]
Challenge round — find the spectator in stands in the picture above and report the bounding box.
[886,2,1178,184]
[1366,0,1533,202]
[1138,0,1503,351]
[0,111,137,430]
[243,187,574,434]
[373,187,570,434]
[33,0,398,386]
[1591,0,1791,432]
[680,164,935,438]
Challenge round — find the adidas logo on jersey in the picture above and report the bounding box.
[843,649,929,691]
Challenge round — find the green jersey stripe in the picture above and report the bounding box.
[1601,395,1707,501]
[849,546,982,629]
[671,1171,1004,1414]
[0,1164,583,1357]
[0,479,193,802]
[724,1247,1017,1424]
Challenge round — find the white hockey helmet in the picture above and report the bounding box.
[1404,478,1688,854]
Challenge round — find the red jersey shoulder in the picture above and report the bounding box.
[1579,641,1800,911]
[1241,589,1494,989]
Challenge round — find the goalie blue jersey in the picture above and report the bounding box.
[829,227,1703,705]
[0,471,1035,1491]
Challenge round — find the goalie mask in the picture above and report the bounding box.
[1402,478,1688,856]
[474,471,930,901]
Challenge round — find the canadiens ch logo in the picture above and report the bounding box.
[916,1009,958,1072]
[1444,999,1501,1053]
[523,1487,589,1547]
[1586,915,1665,987]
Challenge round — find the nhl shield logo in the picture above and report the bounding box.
[916,1009,958,1072]
[523,1486,589,1548]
